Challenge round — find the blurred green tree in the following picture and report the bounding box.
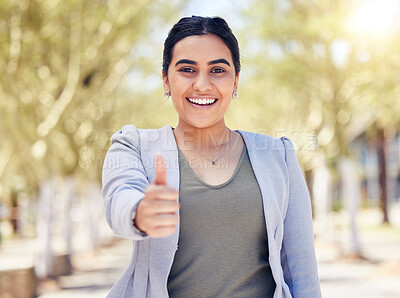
[237,0,400,224]
[0,0,186,277]
[0,0,182,224]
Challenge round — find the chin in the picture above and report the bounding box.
[187,119,219,129]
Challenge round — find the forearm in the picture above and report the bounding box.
[101,125,150,240]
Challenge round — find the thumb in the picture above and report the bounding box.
[153,154,167,185]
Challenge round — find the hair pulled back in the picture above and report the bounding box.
[162,16,240,77]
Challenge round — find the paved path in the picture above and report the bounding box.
[317,239,400,298]
[2,208,399,297]
[36,239,131,297]
[36,233,400,298]
[316,209,400,298]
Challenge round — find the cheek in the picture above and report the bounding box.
[170,77,191,93]
[212,77,235,93]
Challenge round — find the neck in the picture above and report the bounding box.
[175,120,230,151]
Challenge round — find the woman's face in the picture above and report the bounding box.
[163,34,239,129]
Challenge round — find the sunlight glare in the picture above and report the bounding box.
[347,0,399,38]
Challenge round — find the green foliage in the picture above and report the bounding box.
[1,0,399,203]
[237,0,400,169]
[0,0,184,202]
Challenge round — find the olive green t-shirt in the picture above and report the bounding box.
[167,145,276,298]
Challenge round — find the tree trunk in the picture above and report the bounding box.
[377,128,389,223]
[305,169,314,218]
[10,190,19,234]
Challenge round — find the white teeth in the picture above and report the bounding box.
[188,98,216,105]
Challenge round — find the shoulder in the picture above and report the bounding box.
[238,130,293,152]
[110,124,170,147]
[238,130,299,170]
[110,124,140,149]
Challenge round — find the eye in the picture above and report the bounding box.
[179,67,195,73]
[211,68,225,74]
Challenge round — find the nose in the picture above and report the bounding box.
[193,71,212,92]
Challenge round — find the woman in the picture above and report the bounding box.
[102,16,321,298]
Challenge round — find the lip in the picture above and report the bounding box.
[185,97,218,110]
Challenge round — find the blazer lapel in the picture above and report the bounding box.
[236,130,285,245]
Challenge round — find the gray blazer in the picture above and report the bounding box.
[102,125,321,298]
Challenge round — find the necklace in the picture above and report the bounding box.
[175,127,232,165]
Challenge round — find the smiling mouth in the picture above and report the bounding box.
[185,97,218,106]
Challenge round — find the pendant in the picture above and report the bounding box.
[212,161,215,165]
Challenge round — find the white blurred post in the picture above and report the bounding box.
[35,179,55,278]
[338,157,361,257]
[313,154,332,240]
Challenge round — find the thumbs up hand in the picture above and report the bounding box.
[134,154,180,238]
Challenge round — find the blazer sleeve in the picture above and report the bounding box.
[101,124,150,240]
[280,137,322,298]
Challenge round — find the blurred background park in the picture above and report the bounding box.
[0,0,400,297]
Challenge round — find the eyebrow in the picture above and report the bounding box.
[175,58,231,67]
[175,59,196,66]
[208,59,230,67]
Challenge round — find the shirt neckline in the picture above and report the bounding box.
[177,142,247,189]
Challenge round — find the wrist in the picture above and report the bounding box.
[133,218,146,234]
[132,207,147,236]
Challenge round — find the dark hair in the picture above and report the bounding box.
[162,16,240,77]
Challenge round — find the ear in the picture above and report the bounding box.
[233,71,240,91]
[162,70,170,92]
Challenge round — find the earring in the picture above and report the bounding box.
[164,91,170,100]
[232,91,238,100]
